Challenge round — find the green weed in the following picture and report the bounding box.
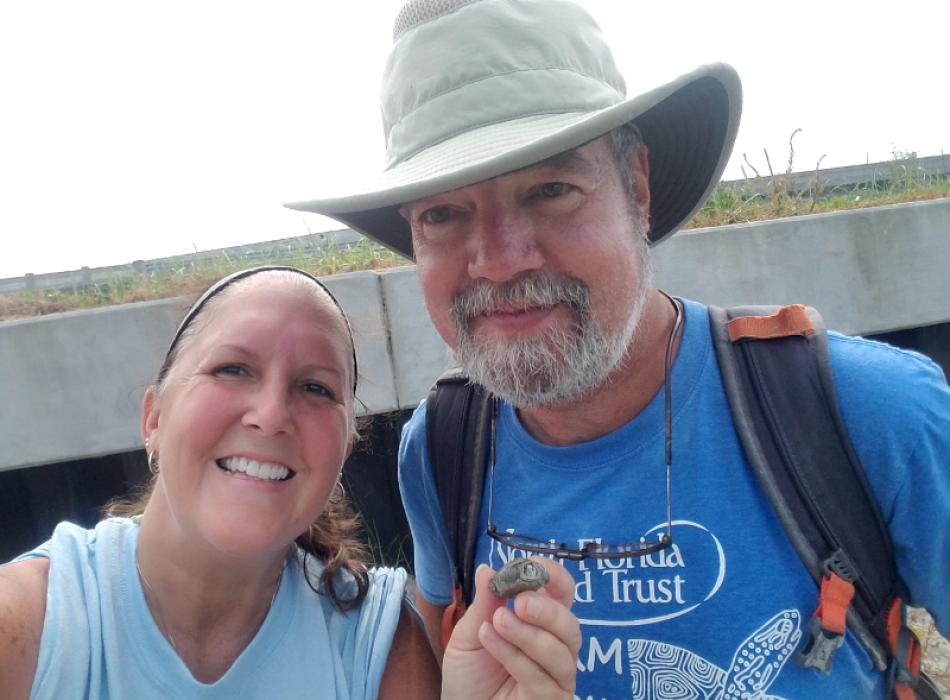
[1,239,409,321]
[689,132,949,230]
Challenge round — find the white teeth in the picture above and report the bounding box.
[220,457,290,481]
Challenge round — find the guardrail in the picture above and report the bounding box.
[728,153,949,196]
[0,228,363,295]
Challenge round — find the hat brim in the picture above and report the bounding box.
[285,63,741,258]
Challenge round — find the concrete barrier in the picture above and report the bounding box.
[2,198,948,472]
[652,198,950,335]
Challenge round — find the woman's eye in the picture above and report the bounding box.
[421,206,454,225]
[539,182,570,198]
[302,382,335,399]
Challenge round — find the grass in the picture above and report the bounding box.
[2,135,948,322]
[0,239,410,322]
[689,134,949,229]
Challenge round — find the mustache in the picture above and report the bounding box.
[451,272,590,329]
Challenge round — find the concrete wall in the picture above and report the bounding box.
[2,198,948,472]
[0,271,398,471]
[652,198,950,335]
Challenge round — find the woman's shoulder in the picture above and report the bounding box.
[356,567,410,635]
[0,557,50,700]
[12,518,136,563]
[367,566,409,590]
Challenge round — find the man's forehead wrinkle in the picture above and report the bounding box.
[528,146,600,176]
[409,147,601,207]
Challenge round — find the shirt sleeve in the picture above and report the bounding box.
[880,358,950,635]
[830,334,950,637]
[397,402,456,605]
[342,566,408,700]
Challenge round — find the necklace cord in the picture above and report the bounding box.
[663,293,684,539]
[135,552,284,656]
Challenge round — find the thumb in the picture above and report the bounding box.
[533,557,576,608]
[446,564,505,651]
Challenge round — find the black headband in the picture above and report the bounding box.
[163,266,358,394]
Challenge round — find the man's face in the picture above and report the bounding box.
[403,137,652,406]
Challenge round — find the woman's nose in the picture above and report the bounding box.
[242,382,294,435]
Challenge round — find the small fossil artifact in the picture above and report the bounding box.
[489,558,550,597]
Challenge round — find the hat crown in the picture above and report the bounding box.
[392,0,482,40]
[382,0,627,168]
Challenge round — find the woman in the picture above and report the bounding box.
[0,267,580,699]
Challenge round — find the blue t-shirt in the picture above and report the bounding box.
[14,518,406,699]
[399,298,950,700]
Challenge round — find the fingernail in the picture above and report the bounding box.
[498,607,517,630]
[479,621,490,638]
[525,594,542,620]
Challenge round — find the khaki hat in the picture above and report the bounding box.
[285,0,742,258]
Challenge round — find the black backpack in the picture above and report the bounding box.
[425,303,940,699]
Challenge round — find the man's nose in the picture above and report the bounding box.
[242,381,294,436]
[466,205,544,282]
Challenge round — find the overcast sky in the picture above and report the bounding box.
[1,0,946,279]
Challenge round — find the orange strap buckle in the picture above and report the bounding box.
[815,572,855,635]
[887,597,923,700]
[797,572,855,674]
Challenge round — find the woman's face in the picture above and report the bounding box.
[142,276,356,558]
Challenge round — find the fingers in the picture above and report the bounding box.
[477,614,568,698]
[531,555,577,609]
[511,587,582,660]
[445,564,506,652]
[481,558,582,696]
[491,594,580,693]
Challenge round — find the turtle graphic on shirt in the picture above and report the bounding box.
[626,610,802,699]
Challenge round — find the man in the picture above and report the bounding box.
[287,1,950,697]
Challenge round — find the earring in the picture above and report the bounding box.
[330,478,346,503]
[145,438,159,475]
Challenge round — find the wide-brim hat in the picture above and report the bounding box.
[285,0,742,259]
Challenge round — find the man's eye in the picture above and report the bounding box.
[539,182,569,198]
[421,206,454,225]
[214,364,249,377]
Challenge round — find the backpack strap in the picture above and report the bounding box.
[425,369,493,646]
[420,307,933,696]
[709,304,930,695]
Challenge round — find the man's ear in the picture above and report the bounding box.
[141,386,160,451]
[630,144,651,216]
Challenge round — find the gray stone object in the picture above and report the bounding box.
[489,558,550,598]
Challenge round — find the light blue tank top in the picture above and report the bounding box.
[14,518,407,699]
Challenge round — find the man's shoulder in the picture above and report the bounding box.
[399,400,428,445]
[826,330,949,462]
[827,330,947,393]
[397,401,431,486]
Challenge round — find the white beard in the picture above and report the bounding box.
[452,232,653,407]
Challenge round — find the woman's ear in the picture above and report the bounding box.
[141,386,160,450]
